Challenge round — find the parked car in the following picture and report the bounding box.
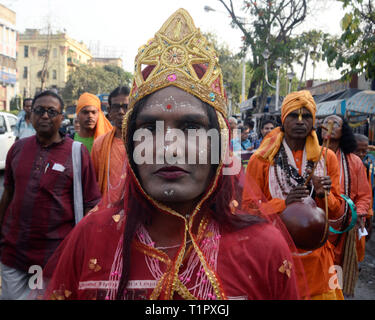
[0,112,18,170]
[65,105,76,120]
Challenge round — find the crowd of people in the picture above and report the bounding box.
[0,8,373,301]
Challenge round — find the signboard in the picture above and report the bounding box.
[0,70,16,84]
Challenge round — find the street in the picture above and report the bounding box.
[348,232,375,300]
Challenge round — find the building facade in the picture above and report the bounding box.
[17,29,92,99]
[0,4,17,111]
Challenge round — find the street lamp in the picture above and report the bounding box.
[287,72,296,94]
[203,5,227,15]
[262,49,283,111]
[204,5,215,12]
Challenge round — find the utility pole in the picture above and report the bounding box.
[40,22,52,91]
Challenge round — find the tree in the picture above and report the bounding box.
[323,0,375,83]
[293,30,327,89]
[62,65,133,103]
[217,0,309,111]
[103,65,133,86]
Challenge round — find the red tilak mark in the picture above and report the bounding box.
[166,104,172,110]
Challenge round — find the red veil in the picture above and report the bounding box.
[41,28,309,298]
[40,105,309,300]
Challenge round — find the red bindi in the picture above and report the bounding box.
[166,104,172,110]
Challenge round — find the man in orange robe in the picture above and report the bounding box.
[242,90,344,300]
[91,87,130,208]
[74,92,113,153]
[322,119,371,297]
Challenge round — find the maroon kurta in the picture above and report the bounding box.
[0,135,101,272]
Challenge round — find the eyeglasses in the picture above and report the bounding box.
[32,106,62,118]
[110,103,128,112]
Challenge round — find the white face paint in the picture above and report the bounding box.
[163,189,175,197]
[142,95,198,114]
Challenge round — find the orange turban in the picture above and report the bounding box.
[281,90,317,124]
[255,90,320,163]
[76,92,113,139]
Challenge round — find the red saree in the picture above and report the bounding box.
[44,203,300,300]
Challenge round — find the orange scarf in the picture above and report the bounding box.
[97,128,117,194]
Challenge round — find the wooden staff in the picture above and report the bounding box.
[321,121,334,242]
[304,121,334,186]
[323,121,334,211]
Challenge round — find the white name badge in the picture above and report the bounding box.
[52,163,66,172]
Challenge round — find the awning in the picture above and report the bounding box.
[316,99,345,117]
[346,90,375,114]
[240,96,257,113]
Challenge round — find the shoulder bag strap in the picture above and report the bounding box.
[72,141,84,225]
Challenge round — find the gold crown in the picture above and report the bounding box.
[128,8,227,117]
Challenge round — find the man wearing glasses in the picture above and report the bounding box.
[0,90,101,299]
[91,86,130,208]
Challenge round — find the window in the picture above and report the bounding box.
[37,70,49,79]
[53,69,57,80]
[53,48,57,58]
[24,45,29,58]
[6,115,17,131]
[0,115,5,133]
[23,66,28,79]
[38,49,48,57]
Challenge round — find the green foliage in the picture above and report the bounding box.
[322,0,375,81]
[204,33,252,109]
[10,96,22,111]
[217,0,310,111]
[62,65,133,103]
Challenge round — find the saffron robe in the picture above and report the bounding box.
[242,146,343,298]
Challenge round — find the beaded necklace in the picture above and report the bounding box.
[135,221,221,300]
[274,144,314,196]
[105,217,221,300]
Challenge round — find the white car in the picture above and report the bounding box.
[0,112,18,170]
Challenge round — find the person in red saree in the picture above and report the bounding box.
[42,9,304,301]
[242,90,345,300]
[321,115,371,297]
